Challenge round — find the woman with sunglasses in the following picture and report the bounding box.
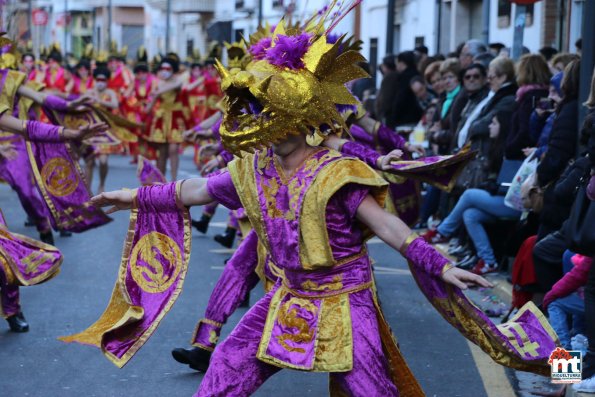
[145,55,192,181]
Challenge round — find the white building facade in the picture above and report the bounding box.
[4,0,584,74]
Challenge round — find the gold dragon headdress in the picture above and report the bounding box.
[0,33,19,70]
[215,0,367,155]
[224,41,248,69]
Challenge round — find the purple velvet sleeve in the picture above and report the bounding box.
[326,183,371,259]
[192,230,260,348]
[340,141,381,169]
[44,95,70,112]
[377,124,407,151]
[404,237,450,278]
[349,124,374,146]
[219,149,234,164]
[25,121,63,143]
[211,118,222,140]
[138,182,180,212]
[206,171,242,210]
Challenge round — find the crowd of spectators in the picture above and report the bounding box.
[353,39,595,393]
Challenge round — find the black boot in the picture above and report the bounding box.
[214,227,237,249]
[171,347,212,372]
[191,214,211,234]
[7,312,29,333]
[39,231,55,245]
[59,230,72,237]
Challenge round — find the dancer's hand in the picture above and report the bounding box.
[183,129,198,142]
[441,267,493,290]
[91,189,135,214]
[194,128,213,138]
[404,142,425,157]
[62,122,108,141]
[377,149,403,170]
[67,96,93,111]
[201,157,220,175]
[0,143,17,160]
[199,143,219,158]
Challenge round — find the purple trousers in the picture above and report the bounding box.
[0,267,19,317]
[202,202,218,217]
[194,286,399,397]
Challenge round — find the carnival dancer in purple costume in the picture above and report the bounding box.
[0,36,100,242]
[88,5,558,394]
[0,109,101,333]
[0,204,62,333]
[170,114,469,374]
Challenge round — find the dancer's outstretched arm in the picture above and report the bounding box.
[91,178,215,214]
[356,194,493,290]
[17,84,91,110]
[0,112,106,141]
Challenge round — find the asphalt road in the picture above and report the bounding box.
[0,153,494,397]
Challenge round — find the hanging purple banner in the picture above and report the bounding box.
[25,137,111,232]
[0,216,62,287]
[60,182,190,367]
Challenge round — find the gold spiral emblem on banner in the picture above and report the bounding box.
[129,232,182,294]
[40,157,79,197]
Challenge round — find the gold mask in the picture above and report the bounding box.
[216,28,368,155]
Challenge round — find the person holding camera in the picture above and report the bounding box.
[522,71,563,160]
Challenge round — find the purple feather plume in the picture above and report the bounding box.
[249,37,272,60]
[335,103,358,114]
[265,33,312,70]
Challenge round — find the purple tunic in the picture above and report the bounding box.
[207,170,369,261]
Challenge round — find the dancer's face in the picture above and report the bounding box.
[272,133,305,157]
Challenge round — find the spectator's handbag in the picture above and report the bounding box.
[520,173,546,213]
[504,155,537,211]
[454,153,489,194]
[565,184,595,256]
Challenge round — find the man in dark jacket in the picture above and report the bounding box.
[375,55,398,126]
[381,51,423,129]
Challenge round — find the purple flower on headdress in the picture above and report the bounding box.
[326,33,341,44]
[326,33,346,55]
[249,37,272,60]
[248,99,263,115]
[265,33,312,70]
[1,44,11,55]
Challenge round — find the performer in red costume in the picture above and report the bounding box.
[44,45,68,94]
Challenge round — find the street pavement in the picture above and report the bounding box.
[0,152,506,397]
